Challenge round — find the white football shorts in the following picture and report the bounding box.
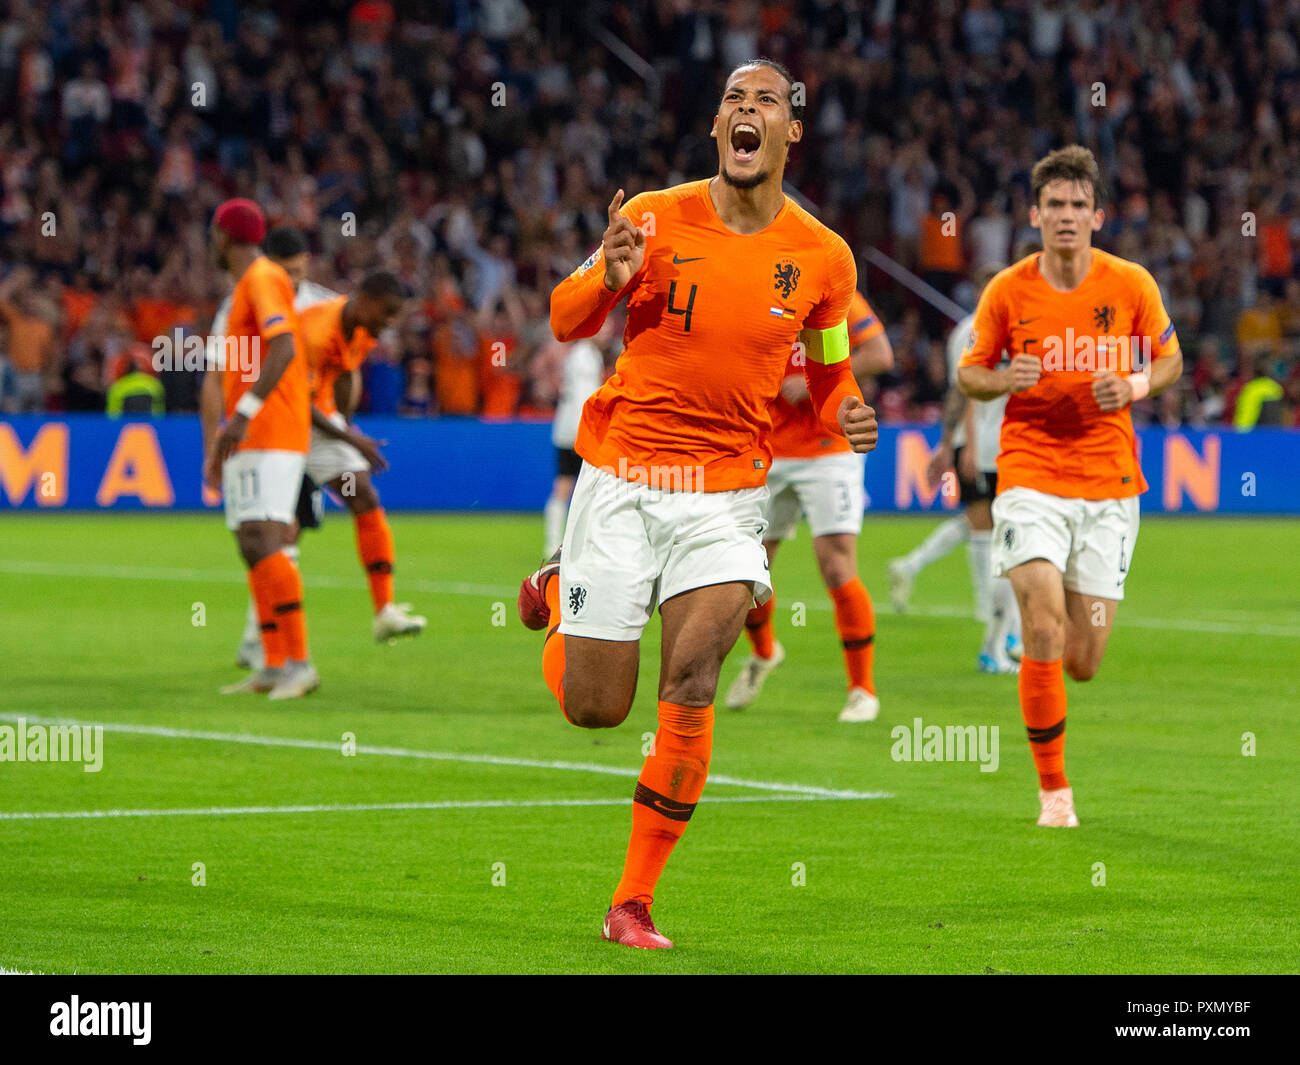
[764,451,866,541]
[305,411,369,486]
[557,461,773,641]
[991,486,1140,600]
[223,449,306,531]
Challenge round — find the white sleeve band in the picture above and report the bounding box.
[1126,373,1151,402]
[235,392,264,419]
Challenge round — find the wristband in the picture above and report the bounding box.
[1126,373,1150,403]
[235,392,264,419]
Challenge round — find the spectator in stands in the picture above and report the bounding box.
[1233,356,1285,431]
[0,267,56,412]
[0,0,1295,429]
[105,344,164,417]
[1237,291,1284,358]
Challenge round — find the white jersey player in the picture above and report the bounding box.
[543,326,609,555]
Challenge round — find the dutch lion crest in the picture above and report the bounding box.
[773,259,801,299]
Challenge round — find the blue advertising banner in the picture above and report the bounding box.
[1,416,1297,514]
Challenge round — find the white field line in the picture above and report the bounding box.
[0,794,855,822]
[0,715,891,802]
[0,559,1294,638]
[0,559,506,598]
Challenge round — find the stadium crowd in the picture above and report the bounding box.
[0,0,1297,428]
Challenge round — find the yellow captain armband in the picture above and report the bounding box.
[814,320,851,365]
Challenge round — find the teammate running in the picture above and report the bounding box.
[203,200,318,699]
[516,60,877,949]
[300,271,425,642]
[725,289,894,722]
[957,146,1182,827]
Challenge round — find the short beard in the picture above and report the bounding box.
[720,165,770,190]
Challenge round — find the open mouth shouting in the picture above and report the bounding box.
[730,121,762,164]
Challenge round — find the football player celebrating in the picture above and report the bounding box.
[725,290,893,721]
[518,60,877,948]
[958,146,1182,827]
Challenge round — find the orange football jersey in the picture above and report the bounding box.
[299,295,376,417]
[959,249,1179,499]
[770,289,883,459]
[551,179,857,491]
[220,256,309,453]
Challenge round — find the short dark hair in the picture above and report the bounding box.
[1031,145,1104,209]
[359,270,407,301]
[264,227,310,260]
[726,59,804,123]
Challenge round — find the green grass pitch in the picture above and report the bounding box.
[0,511,1295,974]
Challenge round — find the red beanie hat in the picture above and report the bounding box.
[213,198,267,244]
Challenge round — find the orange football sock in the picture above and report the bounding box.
[612,700,713,910]
[354,507,395,612]
[540,572,570,720]
[247,563,286,669]
[1019,656,1068,790]
[254,551,308,663]
[829,577,875,693]
[744,597,776,659]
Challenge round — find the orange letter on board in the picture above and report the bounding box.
[1163,434,1220,511]
[0,423,68,506]
[96,424,175,507]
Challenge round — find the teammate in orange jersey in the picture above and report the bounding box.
[957,146,1182,827]
[516,60,877,949]
[299,271,426,642]
[203,199,319,700]
[725,289,894,722]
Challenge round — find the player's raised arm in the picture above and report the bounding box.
[549,189,646,342]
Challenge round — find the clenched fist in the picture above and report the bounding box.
[1009,353,1042,393]
[837,396,879,454]
[1090,370,1134,412]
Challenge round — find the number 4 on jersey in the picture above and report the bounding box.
[667,281,697,332]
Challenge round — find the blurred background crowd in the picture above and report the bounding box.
[0,0,1297,428]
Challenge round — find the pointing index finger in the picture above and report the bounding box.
[608,189,625,224]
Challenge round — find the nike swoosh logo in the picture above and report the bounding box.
[672,254,705,264]
[1018,317,1039,325]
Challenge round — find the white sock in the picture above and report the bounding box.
[982,576,1019,658]
[903,516,967,575]
[967,530,992,622]
[543,496,568,557]
[283,544,299,562]
[241,598,260,646]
